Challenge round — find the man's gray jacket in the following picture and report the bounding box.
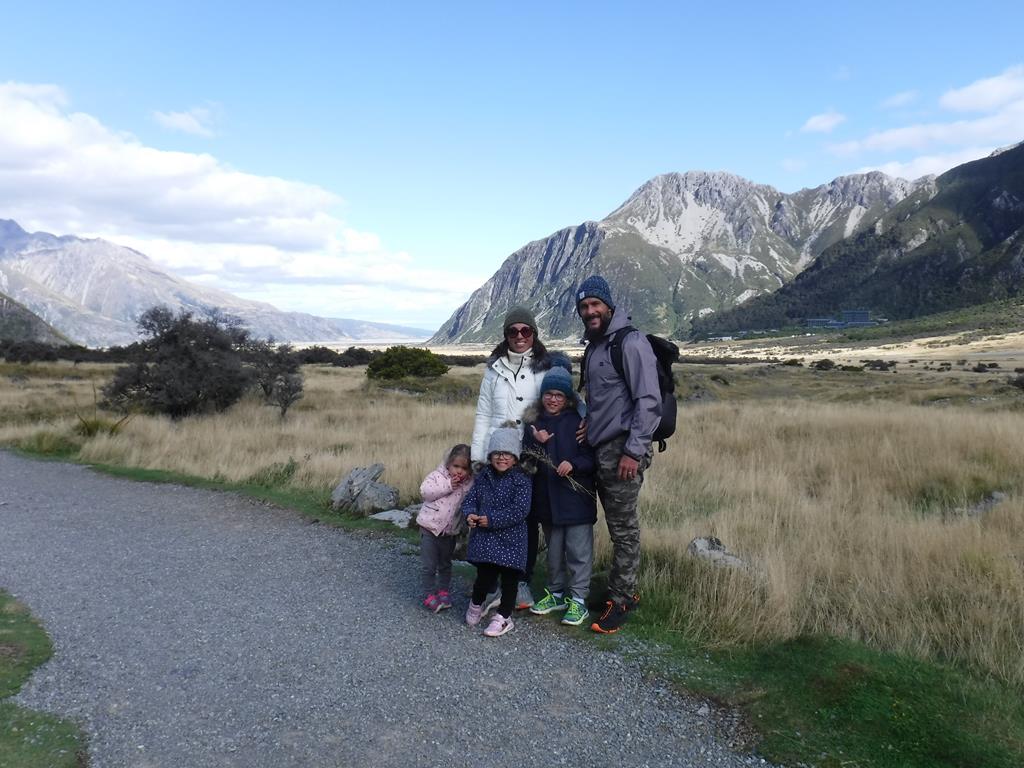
[582,308,662,461]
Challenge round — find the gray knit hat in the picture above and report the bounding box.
[487,426,521,459]
[576,275,615,311]
[503,306,537,332]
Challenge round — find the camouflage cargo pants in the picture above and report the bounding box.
[595,434,652,604]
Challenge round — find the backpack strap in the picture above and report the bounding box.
[578,325,635,394]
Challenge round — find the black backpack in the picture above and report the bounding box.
[579,326,680,452]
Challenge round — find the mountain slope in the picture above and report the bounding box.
[691,142,1024,337]
[0,220,431,347]
[0,291,68,344]
[431,170,924,343]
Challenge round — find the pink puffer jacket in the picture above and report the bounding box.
[417,464,473,537]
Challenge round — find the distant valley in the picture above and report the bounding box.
[0,220,431,347]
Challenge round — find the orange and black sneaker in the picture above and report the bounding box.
[590,600,631,634]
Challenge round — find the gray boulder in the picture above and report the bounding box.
[687,536,747,570]
[331,464,400,516]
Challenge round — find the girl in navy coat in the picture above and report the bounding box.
[462,424,532,637]
[523,367,598,627]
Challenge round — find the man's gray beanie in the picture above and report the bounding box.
[487,425,521,458]
[576,275,615,311]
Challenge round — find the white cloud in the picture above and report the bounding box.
[152,106,217,137]
[800,110,846,133]
[830,96,1024,155]
[0,82,478,328]
[880,90,918,109]
[825,65,1024,180]
[940,64,1024,112]
[855,146,997,180]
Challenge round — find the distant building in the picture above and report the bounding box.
[804,308,879,329]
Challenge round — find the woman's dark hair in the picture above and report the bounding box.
[446,443,471,467]
[488,337,548,363]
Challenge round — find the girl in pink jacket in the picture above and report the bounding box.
[419,444,473,612]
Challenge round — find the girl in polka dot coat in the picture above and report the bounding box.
[462,425,532,637]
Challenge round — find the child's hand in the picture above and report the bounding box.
[576,419,588,444]
[466,514,479,528]
[477,515,489,528]
[556,460,573,477]
[531,425,552,444]
[451,472,466,487]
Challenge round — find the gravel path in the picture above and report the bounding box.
[0,451,772,768]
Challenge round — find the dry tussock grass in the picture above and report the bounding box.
[4,362,1024,683]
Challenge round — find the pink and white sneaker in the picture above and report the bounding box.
[483,614,514,637]
[465,601,485,627]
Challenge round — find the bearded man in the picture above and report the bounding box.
[575,275,662,634]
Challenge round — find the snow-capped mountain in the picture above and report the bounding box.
[0,220,431,347]
[430,169,930,343]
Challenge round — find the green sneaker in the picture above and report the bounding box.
[561,598,590,626]
[529,588,568,615]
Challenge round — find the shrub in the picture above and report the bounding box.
[269,373,305,418]
[296,345,343,365]
[781,358,803,367]
[245,340,299,398]
[103,306,252,419]
[811,358,836,371]
[366,347,448,380]
[1009,374,1024,392]
[333,346,382,367]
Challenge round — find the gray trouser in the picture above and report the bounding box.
[542,523,594,602]
[595,433,652,604]
[420,529,457,593]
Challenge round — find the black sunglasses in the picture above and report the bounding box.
[505,326,534,339]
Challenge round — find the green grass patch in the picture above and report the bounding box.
[610,620,1024,768]
[0,591,85,767]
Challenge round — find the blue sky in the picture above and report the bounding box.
[2,1,1023,330]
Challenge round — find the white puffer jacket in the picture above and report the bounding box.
[471,351,546,462]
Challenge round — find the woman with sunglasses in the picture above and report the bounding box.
[471,306,563,609]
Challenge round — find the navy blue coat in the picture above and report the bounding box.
[522,407,597,527]
[461,466,531,572]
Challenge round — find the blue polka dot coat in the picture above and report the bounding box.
[461,465,532,572]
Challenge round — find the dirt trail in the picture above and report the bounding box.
[0,451,770,768]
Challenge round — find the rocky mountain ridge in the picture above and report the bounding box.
[431,169,931,343]
[0,220,431,347]
[691,142,1024,335]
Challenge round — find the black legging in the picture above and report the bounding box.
[471,563,521,618]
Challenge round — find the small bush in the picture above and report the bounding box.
[781,359,803,367]
[75,414,132,438]
[840,365,864,372]
[1008,374,1024,392]
[18,430,80,456]
[811,359,836,371]
[366,347,448,380]
[244,458,299,487]
[333,347,382,367]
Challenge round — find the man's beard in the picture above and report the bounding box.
[583,313,611,342]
